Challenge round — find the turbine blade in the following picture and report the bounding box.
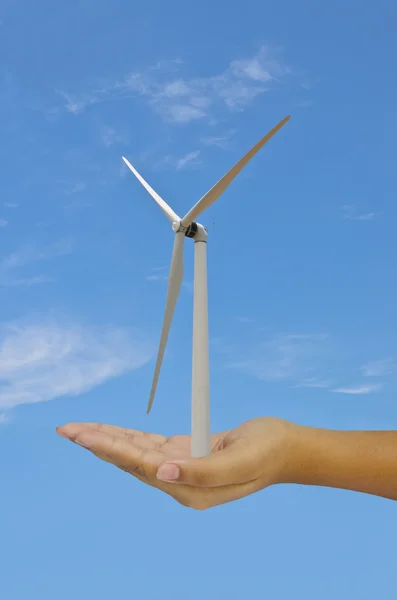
[147,231,185,413]
[181,115,290,227]
[122,156,180,223]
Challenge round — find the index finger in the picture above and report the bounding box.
[58,422,167,448]
[63,427,164,480]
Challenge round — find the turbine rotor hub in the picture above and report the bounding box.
[172,220,181,232]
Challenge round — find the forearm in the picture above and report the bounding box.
[282,424,397,501]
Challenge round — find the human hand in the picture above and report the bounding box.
[56,417,297,510]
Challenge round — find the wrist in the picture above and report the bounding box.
[264,419,397,501]
[275,422,327,486]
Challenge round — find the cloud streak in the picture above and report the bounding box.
[341,205,382,221]
[175,150,201,170]
[221,332,393,395]
[0,238,73,287]
[200,129,236,149]
[226,333,327,383]
[56,46,291,125]
[0,317,153,411]
[332,384,382,395]
[296,377,333,389]
[157,149,202,171]
[100,126,128,147]
[361,358,394,377]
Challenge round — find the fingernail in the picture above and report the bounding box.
[157,463,180,482]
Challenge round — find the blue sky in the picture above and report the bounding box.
[1,0,396,597]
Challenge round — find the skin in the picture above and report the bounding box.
[56,417,397,510]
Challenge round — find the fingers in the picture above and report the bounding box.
[57,424,164,480]
[156,442,256,488]
[58,422,167,447]
[57,422,256,488]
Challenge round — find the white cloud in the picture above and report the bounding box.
[4,275,54,287]
[0,412,9,424]
[356,213,377,221]
[56,46,291,125]
[0,318,153,411]
[145,265,169,282]
[341,205,381,221]
[296,377,333,389]
[175,150,201,170]
[65,182,86,195]
[361,358,394,377]
[3,202,18,208]
[155,149,202,171]
[200,129,236,149]
[332,384,382,395]
[0,219,8,227]
[100,126,128,147]
[0,238,73,287]
[145,274,167,282]
[227,333,327,382]
[296,100,313,108]
[234,316,254,324]
[162,104,206,124]
[229,47,287,82]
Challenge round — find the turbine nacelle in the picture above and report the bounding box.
[172,220,208,241]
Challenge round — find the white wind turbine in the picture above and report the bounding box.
[122,114,290,457]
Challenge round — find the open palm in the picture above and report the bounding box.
[58,422,227,481]
[57,417,288,509]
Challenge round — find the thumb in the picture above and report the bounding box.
[156,443,252,487]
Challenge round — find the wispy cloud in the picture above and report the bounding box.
[200,129,236,149]
[0,238,73,287]
[295,100,313,109]
[341,204,382,221]
[176,150,201,170]
[0,219,8,227]
[100,126,128,147]
[234,316,254,324]
[145,265,168,282]
[296,377,333,389]
[64,181,87,195]
[55,46,291,125]
[218,329,393,395]
[158,149,202,171]
[3,202,18,208]
[361,358,394,377]
[332,384,382,395]
[0,317,153,412]
[0,412,9,424]
[145,274,168,282]
[226,333,327,383]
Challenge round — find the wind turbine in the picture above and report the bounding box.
[122,114,290,457]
